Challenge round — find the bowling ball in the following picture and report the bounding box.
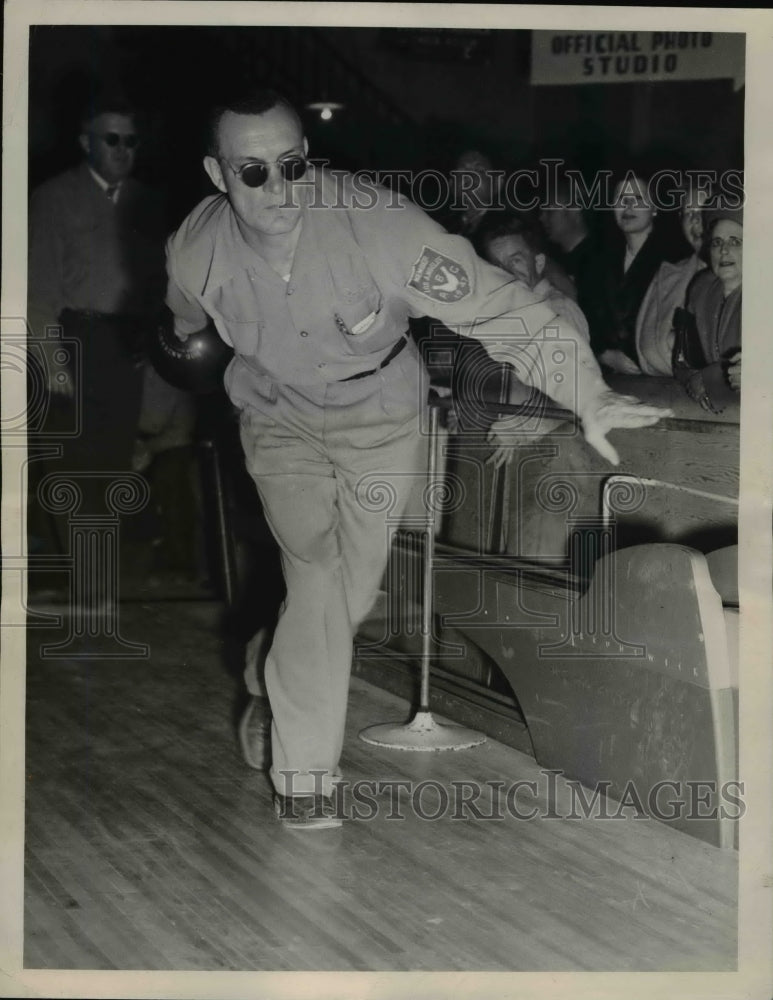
[148,320,234,394]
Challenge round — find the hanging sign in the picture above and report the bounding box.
[531,31,745,90]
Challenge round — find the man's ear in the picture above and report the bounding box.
[78,133,90,158]
[203,155,227,194]
[534,253,546,278]
[303,136,309,157]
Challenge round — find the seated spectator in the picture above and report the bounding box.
[442,153,577,299]
[449,215,590,464]
[635,183,709,375]
[475,215,589,340]
[594,171,678,374]
[672,207,742,413]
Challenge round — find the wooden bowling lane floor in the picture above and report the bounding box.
[23,601,737,972]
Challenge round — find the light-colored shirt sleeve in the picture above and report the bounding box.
[165,234,210,337]
[357,190,609,417]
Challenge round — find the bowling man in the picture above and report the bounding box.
[165,89,671,830]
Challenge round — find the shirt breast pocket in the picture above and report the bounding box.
[213,315,261,356]
[211,298,264,356]
[234,321,266,356]
[207,276,269,356]
[333,284,393,356]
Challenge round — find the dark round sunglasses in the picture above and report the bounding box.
[224,155,308,189]
[94,132,140,149]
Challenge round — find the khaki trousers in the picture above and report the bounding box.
[239,345,427,797]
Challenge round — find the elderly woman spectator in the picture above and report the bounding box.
[672,207,742,412]
[635,184,710,375]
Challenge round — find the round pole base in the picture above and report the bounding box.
[359,711,486,751]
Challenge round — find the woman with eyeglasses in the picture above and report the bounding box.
[672,207,743,413]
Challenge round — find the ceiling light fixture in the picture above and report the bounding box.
[306,101,345,121]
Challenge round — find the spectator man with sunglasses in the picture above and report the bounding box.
[165,89,672,831]
[28,93,167,550]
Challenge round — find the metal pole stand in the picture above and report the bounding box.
[359,403,486,752]
[199,436,238,608]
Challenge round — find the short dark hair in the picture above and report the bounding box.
[474,214,546,261]
[206,89,301,156]
[79,93,136,132]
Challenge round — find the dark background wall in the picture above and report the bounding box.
[28,25,744,227]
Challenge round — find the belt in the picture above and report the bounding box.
[339,334,409,382]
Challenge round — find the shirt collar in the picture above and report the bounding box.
[203,199,270,295]
[203,172,321,296]
[87,165,122,196]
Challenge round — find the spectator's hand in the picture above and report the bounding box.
[486,418,515,469]
[598,349,643,376]
[445,406,460,434]
[486,414,549,469]
[581,390,673,465]
[727,352,741,391]
[683,371,716,413]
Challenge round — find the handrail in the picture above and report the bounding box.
[601,474,739,531]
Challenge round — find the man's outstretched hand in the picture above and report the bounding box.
[581,390,673,466]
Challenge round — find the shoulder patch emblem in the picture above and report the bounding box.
[407,245,472,303]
